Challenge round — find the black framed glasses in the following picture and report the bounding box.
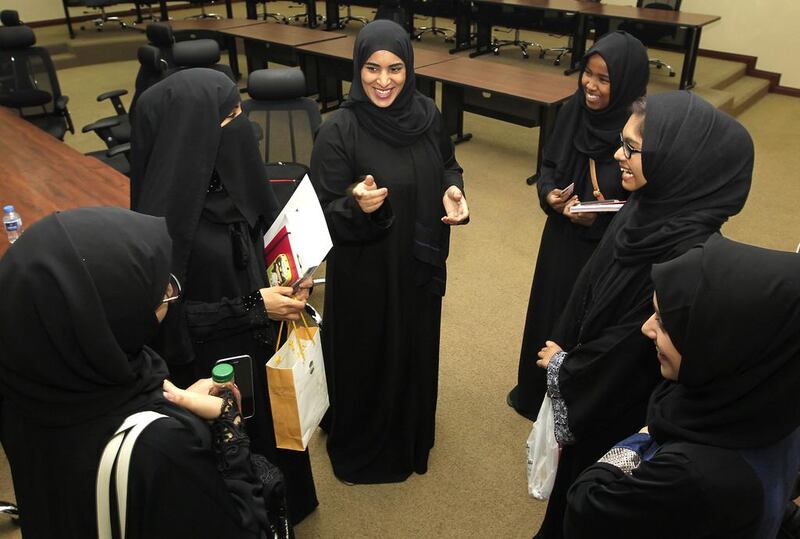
[162,273,182,305]
[620,132,642,160]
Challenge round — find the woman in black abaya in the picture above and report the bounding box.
[310,20,469,484]
[130,68,318,523]
[0,207,272,538]
[565,235,800,539]
[533,91,753,538]
[508,31,649,419]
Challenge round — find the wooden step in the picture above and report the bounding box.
[726,76,771,115]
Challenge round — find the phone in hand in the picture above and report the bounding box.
[214,355,255,419]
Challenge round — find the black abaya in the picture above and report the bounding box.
[534,92,753,539]
[131,68,317,522]
[512,32,649,418]
[309,21,464,483]
[0,208,270,539]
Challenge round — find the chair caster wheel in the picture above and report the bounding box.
[522,52,529,59]
[554,59,560,66]
[669,72,676,77]
[493,50,499,55]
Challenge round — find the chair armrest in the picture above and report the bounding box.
[107,143,131,158]
[97,89,128,102]
[82,116,122,133]
[54,95,69,111]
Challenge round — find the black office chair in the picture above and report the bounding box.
[338,3,370,27]
[256,0,287,23]
[171,38,236,81]
[82,0,129,31]
[621,0,682,77]
[82,44,168,150]
[186,0,222,20]
[0,26,74,140]
[0,10,22,26]
[538,11,577,66]
[243,69,321,200]
[146,22,177,68]
[413,0,455,42]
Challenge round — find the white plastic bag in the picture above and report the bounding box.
[526,394,560,500]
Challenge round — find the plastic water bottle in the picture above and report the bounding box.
[3,205,23,244]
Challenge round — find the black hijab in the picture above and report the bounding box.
[0,207,171,427]
[613,91,753,265]
[130,67,274,283]
[561,91,752,348]
[542,31,649,186]
[342,19,438,147]
[648,234,800,449]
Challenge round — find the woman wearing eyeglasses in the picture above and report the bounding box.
[0,207,279,538]
[564,235,800,539]
[508,31,649,421]
[130,68,318,524]
[531,91,753,539]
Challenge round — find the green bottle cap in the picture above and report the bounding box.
[212,363,234,383]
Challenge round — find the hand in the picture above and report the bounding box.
[163,379,224,420]
[352,174,388,214]
[564,198,598,227]
[260,286,307,321]
[536,340,563,369]
[546,188,575,214]
[442,186,469,225]
[292,276,314,302]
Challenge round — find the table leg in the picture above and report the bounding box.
[449,0,475,53]
[468,17,492,58]
[159,0,168,21]
[227,36,241,80]
[307,0,319,28]
[527,104,558,185]
[325,0,341,30]
[246,0,258,19]
[226,0,234,18]
[565,12,587,76]
[416,77,436,100]
[441,84,473,144]
[62,0,75,39]
[680,27,701,90]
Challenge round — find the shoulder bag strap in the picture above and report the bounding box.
[96,411,168,539]
[589,158,605,201]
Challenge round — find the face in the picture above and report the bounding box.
[360,50,406,108]
[615,114,647,192]
[220,103,242,127]
[641,293,682,381]
[581,54,611,111]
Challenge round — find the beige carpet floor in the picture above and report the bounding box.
[2,7,800,538]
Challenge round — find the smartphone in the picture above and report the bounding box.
[214,355,255,419]
[561,182,575,199]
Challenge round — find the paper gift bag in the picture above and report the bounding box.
[266,318,329,451]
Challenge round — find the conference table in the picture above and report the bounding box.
[0,107,129,258]
[167,18,267,79]
[415,56,576,183]
[61,0,235,38]
[468,0,720,89]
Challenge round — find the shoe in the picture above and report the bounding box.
[507,386,539,421]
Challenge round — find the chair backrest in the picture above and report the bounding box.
[0,26,63,116]
[243,69,321,167]
[171,39,235,81]
[637,0,681,10]
[145,22,176,68]
[130,44,168,114]
[0,10,22,26]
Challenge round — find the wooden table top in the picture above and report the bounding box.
[166,18,266,32]
[469,0,592,13]
[580,3,720,27]
[219,21,347,47]
[416,57,577,105]
[0,107,130,258]
[297,36,457,70]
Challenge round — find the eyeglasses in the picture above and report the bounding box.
[161,273,182,305]
[619,132,642,160]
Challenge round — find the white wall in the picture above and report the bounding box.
[7,0,800,86]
